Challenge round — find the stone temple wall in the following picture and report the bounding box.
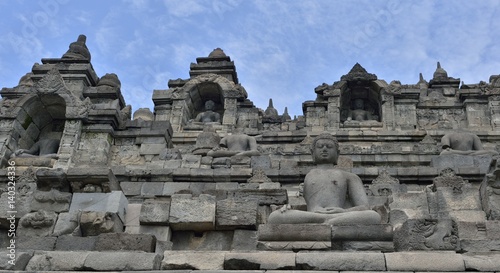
[1,35,500,272]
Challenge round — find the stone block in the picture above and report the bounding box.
[35,168,68,191]
[181,154,202,168]
[437,187,482,211]
[430,154,492,173]
[163,182,191,196]
[140,143,166,155]
[67,167,120,193]
[231,155,251,166]
[124,203,142,227]
[140,199,170,224]
[169,194,216,231]
[216,198,258,230]
[141,182,165,196]
[231,229,258,250]
[17,236,56,251]
[17,210,57,237]
[189,182,216,195]
[251,155,271,169]
[296,252,386,271]
[84,251,161,271]
[126,225,172,241]
[224,252,296,270]
[164,159,182,169]
[55,235,97,251]
[120,181,143,196]
[385,252,465,271]
[463,253,500,271]
[257,241,331,251]
[0,250,32,271]
[95,233,156,252]
[69,191,128,222]
[26,251,90,271]
[216,182,239,190]
[53,211,79,236]
[171,230,233,250]
[331,224,393,241]
[228,189,288,205]
[342,241,394,251]
[258,224,331,241]
[162,251,226,270]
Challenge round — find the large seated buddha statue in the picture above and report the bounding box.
[440,131,499,156]
[268,133,381,225]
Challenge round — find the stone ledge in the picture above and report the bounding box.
[385,251,465,272]
[296,252,386,271]
[224,252,296,270]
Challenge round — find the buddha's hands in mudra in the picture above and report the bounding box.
[314,207,346,214]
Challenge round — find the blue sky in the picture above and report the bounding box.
[1,0,499,118]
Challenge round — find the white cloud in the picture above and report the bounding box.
[163,0,208,17]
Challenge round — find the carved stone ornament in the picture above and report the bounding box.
[394,219,458,251]
[432,168,468,193]
[372,169,400,185]
[247,168,272,183]
[340,63,377,82]
[35,67,67,94]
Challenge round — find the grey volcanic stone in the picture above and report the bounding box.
[69,191,128,222]
[17,236,56,251]
[296,252,385,271]
[95,233,156,252]
[169,194,216,231]
[463,253,500,271]
[258,224,331,241]
[140,199,171,224]
[162,250,226,270]
[55,235,97,251]
[0,250,33,270]
[231,229,258,250]
[216,198,258,230]
[83,251,161,271]
[385,252,465,271]
[224,252,296,270]
[26,251,89,271]
[171,231,233,250]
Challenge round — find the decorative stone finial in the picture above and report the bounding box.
[340,63,377,82]
[18,72,34,87]
[208,48,227,58]
[264,98,279,118]
[133,108,154,121]
[433,62,448,80]
[282,107,291,121]
[62,34,91,61]
[97,73,121,89]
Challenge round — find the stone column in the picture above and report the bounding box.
[325,89,341,130]
[489,95,500,130]
[381,93,395,130]
[153,104,172,121]
[394,99,418,130]
[222,98,237,127]
[169,99,188,132]
[0,119,15,166]
[54,119,82,170]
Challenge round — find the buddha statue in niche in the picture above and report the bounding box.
[347,98,377,122]
[12,138,60,159]
[267,133,381,225]
[192,100,221,124]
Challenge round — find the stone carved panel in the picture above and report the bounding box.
[416,109,465,130]
[394,219,458,251]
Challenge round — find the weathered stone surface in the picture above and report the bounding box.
[120,181,143,196]
[394,219,458,251]
[31,191,71,214]
[257,241,331,251]
[228,189,288,205]
[331,224,393,241]
[141,182,165,196]
[84,251,161,271]
[182,154,202,168]
[457,220,500,252]
[53,211,79,236]
[251,155,271,169]
[163,182,191,196]
[231,229,258,250]
[463,253,500,271]
[55,235,97,251]
[17,236,56,251]
[430,154,492,173]
[126,225,172,241]
[171,230,233,250]
[296,252,386,271]
[79,211,123,236]
[162,251,226,270]
[385,251,465,271]
[437,187,482,211]
[224,252,296,270]
[69,191,128,222]
[95,232,156,252]
[25,251,90,271]
[0,250,33,270]
[17,210,57,237]
[169,194,216,231]
[342,241,394,251]
[389,192,430,227]
[124,203,141,227]
[258,224,331,241]
[140,199,170,224]
[216,198,258,230]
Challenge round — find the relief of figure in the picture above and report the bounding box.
[11,138,60,159]
[440,132,499,156]
[192,100,221,124]
[267,133,381,225]
[207,129,261,158]
[347,98,377,121]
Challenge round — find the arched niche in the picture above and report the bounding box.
[340,82,382,123]
[188,82,224,119]
[14,94,66,151]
